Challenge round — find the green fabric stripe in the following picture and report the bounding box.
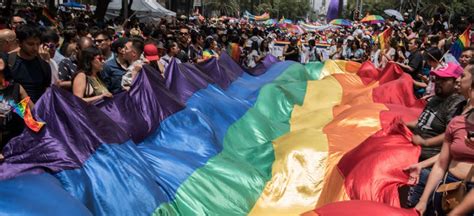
[154,63,314,216]
[304,62,325,80]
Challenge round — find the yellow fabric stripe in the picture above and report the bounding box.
[249,71,343,215]
[249,60,389,215]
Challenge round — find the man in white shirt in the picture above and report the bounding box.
[121,37,145,90]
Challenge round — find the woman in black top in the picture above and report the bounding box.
[284,37,300,62]
[0,58,32,159]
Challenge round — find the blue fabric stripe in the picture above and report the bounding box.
[0,173,92,216]
[0,61,294,216]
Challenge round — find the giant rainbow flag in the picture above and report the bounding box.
[0,52,424,215]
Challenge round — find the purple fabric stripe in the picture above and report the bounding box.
[247,55,280,76]
[0,53,270,181]
[195,53,243,89]
[164,58,214,103]
[0,86,130,180]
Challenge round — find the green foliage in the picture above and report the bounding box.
[204,0,240,16]
[256,3,273,15]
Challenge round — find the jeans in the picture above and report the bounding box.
[407,168,431,208]
[406,168,474,216]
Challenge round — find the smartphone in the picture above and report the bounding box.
[468,131,474,139]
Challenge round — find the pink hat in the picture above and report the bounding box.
[144,44,159,61]
[430,63,463,78]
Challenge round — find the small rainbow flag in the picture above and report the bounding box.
[227,43,240,63]
[450,25,472,60]
[11,97,45,132]
[378,27,392,50]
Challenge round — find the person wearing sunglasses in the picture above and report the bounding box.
[176,26,190,63]
[93,31,113,62]
[72,47,112,104]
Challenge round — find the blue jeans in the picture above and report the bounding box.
[406,168,474,216]
[407,168,431,208]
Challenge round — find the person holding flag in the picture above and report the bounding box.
[450,25,472,61]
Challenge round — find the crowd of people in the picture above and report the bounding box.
[0,3,473,215]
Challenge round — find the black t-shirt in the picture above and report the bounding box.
[176,44,190,63]
[1,53,51,103]
[407,50,423,81]
[414,94,465,160]
[286,45,299,62]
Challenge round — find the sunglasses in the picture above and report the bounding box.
[179,32,189,35]
[95,39,106,44]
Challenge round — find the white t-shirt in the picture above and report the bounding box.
[246,50,259,68]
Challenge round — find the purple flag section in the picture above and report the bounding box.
[327,0,340,22]
[218,51,245,78]
[164,58,214,103]
[0,86,130,180]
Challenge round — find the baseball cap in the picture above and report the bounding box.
[144,44,159,61]
[430,63,463,78]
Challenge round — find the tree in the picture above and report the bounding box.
[204,0,240,16]
[256,3,273,15]
[273,0,310,20]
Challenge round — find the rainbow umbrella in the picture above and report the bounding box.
[329,19,352,27]
[361,15,385,24]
